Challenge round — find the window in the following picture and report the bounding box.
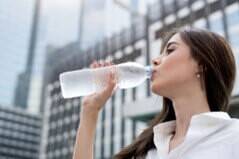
[209,11,224,35]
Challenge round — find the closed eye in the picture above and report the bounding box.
[166,48,174,54]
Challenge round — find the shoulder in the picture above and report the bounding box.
[221,118,239,139]
[227,118,239,132]
[145,149,158,159]
[208,117,239,139]
[225,119,239,153]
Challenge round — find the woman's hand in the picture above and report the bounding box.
[73,61,117,159]
[81,60,118,115]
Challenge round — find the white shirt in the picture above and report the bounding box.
[146,112,239,159]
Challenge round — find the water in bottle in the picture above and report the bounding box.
[59,62,153,98]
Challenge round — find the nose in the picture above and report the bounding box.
[152,58,160,66]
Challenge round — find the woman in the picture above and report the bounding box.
[72,27,239,159]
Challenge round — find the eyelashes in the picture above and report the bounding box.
[166,48,174,54]
[159,48,175,55]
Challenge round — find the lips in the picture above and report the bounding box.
[150,71,156,81]
[150,69,157,81]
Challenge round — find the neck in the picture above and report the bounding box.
[171,91,210,140]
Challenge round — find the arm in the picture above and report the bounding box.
[72,61,117,159]
[72,108,99,159]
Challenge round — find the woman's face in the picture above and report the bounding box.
[151,33,200,98]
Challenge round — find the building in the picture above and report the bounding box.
[0,0,36,108]
[28,0,81,114]
[41,0,239,159]
[0,105,42,159]
[13,0,41,110]
[29,0,131,114]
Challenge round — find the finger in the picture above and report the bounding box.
[109,71,117,90]
[91,60,97,68]
[94,61,100,68]
[97,62,102,68]
[110,63,119,81]
[103,61,108,67]
[105,61,113,67]
[106,61,111,66]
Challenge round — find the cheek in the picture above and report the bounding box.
[151,55,195,93]
[164,52,195,79]
[162,54,185,79]
[164,60,194,84]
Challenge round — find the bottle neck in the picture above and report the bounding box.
[145,66,153,79]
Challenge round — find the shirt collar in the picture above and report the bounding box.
[153,111,230,134]
[153,111,231,158]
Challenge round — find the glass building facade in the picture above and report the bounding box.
[28,0,81,114]
[0,0,35,107]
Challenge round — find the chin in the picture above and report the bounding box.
[150,82,170,97]
[150,83,162,95]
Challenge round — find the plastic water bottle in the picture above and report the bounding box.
[59,62,153,98]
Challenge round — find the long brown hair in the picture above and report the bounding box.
[113,27,236,159]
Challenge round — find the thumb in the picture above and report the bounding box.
[102,70,117,97]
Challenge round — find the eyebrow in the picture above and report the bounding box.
[165,42,179,49]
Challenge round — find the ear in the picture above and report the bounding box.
[196,64,204,74]
[199,64,204,73]
[197,64,207,74]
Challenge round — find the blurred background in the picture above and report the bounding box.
[0,0,239,158]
